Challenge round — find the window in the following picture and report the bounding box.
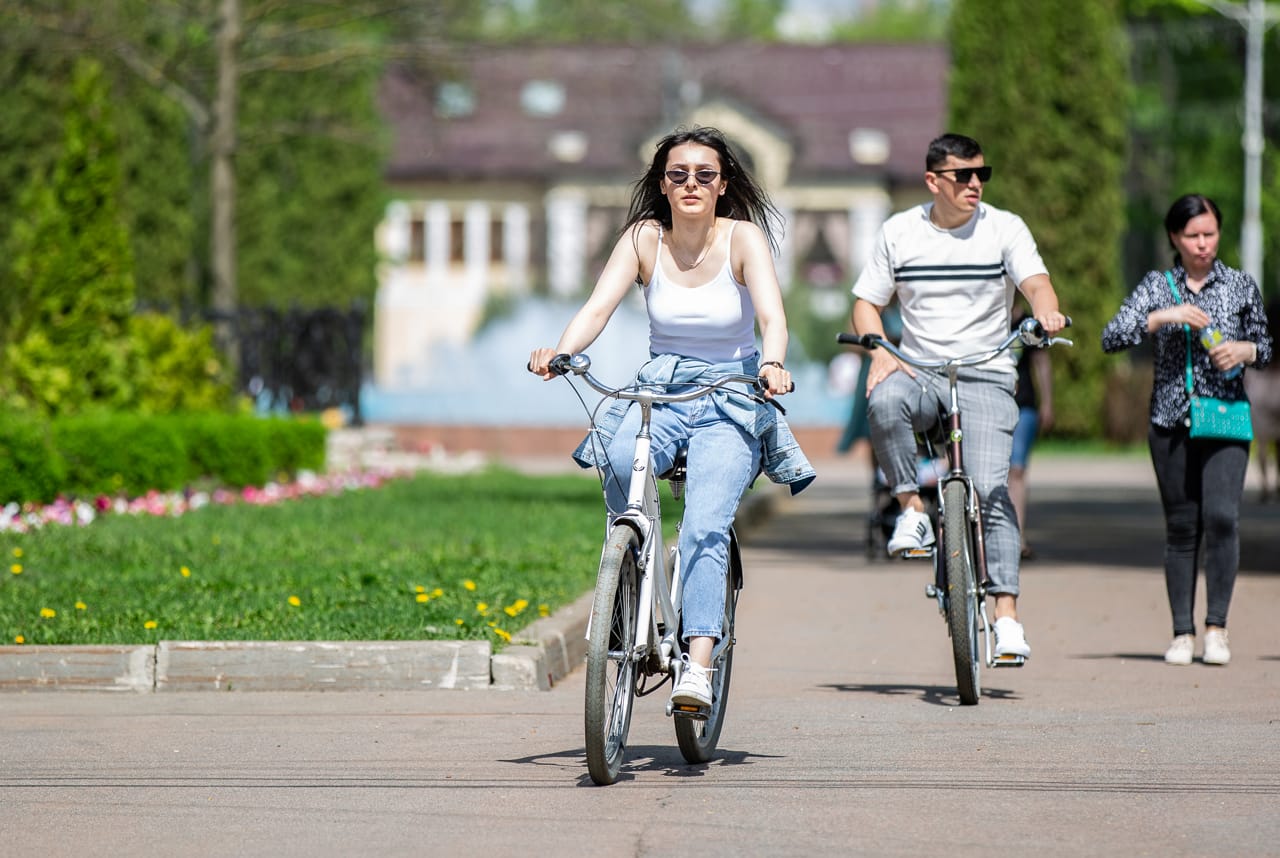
[436,81,475,118]
[520,80,564,117]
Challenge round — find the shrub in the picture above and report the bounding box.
[0,412,66,504]
[53,412,190,497]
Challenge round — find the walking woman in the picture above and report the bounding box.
[1102,194,1273,665]
[528,126,813,708]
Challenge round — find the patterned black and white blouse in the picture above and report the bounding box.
[1101,259,1274,430]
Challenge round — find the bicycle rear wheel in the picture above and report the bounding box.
[585,524,640,785]
[942,481,981,705]
[674,528,741,763]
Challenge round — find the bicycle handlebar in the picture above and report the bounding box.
[835,316,1073,371]
[541,353,792,413]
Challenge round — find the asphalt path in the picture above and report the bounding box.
[2,454,1278,857]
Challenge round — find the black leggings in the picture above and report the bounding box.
[1148,425,1249,636]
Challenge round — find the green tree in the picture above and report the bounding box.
[950,0,1129,437]
[0,59,136,415]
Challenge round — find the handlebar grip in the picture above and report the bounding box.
[527,353,573,376]
[548,353,572,375]
[835,332,883,350]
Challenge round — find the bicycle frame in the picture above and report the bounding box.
[561,354,766,684]
[837,317,1072,675]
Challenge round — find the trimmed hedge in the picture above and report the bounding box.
[0,411,327,504]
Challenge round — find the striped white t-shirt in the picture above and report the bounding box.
[852,202,1048,373]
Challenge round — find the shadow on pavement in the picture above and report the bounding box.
[501,745,785,784]
[820,682,1019,706]
[753,478,1278,575]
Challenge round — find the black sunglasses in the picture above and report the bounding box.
[665,169,720,186]
[933,165,992,184]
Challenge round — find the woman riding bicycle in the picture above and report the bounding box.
[528,125,814,710]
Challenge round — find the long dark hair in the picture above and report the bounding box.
[1164,193,1222,265]
[622,126,784,254]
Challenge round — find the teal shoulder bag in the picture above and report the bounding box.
[1163,271,1253,442]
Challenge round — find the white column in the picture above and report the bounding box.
[379,201,411,263]
[426,201,450,286]
[848,194,890,279]
[504,202,531,295]
[464,201,490,290]
[546,189,588,297]
[775,202,795,293]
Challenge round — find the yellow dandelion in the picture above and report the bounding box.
[12,547,22,558]
[414,585,426,593]
[288,595,301,607]
[538,604,550,617]
[514,599,529,611]
[39,607,55,619]
[493,628,512,643]
[463,580,476,591]
[487,620,498,628]
[454,618,464,626]
[180,566,191,578]
[503,605,518,617]
[432,588,443,598]
[144,620,158,630]
[75,601,87,611]
[415,593,430,603]
[475,602,488,613]
[14,635,24,644]
[10,564,22,575]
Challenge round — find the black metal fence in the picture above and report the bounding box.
[202,304,366,425]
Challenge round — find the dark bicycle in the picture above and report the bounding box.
[836,316,1072,704]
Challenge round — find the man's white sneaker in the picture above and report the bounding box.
[993,616,1031,658]
[886,508,935,556]
[1202,629,1230,665]
[670,656,713,708]
[1164,634,1194,665]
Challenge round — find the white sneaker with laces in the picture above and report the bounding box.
[1202,629,1230,665]
[886,508,935,556]
[670,655,713,708]
[1164,634,1194,665]
[993,616,1031,658]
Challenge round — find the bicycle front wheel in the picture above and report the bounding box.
[584,524,641,785]
[942,481,981,705]
[674,528,741,763]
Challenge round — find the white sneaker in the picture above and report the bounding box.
[1164,634,1194,665]
[1202,629,1230,665]
[886,508,935,556]
[670,656,713,708]
[993,616,1031,658]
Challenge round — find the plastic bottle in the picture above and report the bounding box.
[1199,326,1242,379]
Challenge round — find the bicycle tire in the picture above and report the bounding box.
[584,524,640,785]
[674,529,740,762]
[942,480,981,705]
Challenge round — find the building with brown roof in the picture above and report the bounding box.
[373,41,947,389]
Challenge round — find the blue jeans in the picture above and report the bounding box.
[602,397,761,641]
[1010,406,1039,469]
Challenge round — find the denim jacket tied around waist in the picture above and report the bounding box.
[570,353,816,495]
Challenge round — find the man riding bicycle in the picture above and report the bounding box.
[849,133,1067,660]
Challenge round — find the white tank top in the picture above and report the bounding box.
[644,221,757,362]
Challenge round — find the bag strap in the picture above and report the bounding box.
[1164,270,1195,396]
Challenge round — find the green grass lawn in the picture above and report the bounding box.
[1,468,614,647]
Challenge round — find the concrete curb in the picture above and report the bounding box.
[0,482,783,694]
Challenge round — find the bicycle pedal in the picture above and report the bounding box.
[672,703,709,721]
[991,654,1026,668]
[897,546,935,560]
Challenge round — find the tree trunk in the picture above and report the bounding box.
[212,0,240,362]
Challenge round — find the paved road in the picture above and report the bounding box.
[2,454,1278,857]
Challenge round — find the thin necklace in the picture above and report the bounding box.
[671,223,717,270]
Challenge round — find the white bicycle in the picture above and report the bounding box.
[543,353,783,785]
